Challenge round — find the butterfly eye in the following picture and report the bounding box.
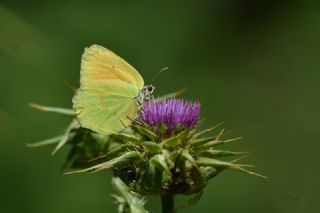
[148,86,153,92]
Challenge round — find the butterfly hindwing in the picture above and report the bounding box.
[73,92,138,134]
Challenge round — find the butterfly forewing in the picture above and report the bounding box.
[80,44,144,89]
[73,44,144,135]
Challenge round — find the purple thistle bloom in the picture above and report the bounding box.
[139,98,200,136]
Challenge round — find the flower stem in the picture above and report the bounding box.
[161,195,175,213]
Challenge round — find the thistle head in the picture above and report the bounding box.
[30,96,266,213]
[139,98,200,137]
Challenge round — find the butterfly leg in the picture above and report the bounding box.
[126,116,142,125]
[119,119,128,128]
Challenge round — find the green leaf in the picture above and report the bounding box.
[140,163,156,191]
[62,131,114,171]
[52,119,79,155]
[199,150,249,158]
[187,191,203,207]
[200,166,218,181]
[179,151,197,167]
[65,151,142,174]
[113,132,140,142]
[189,137,219,148]
[132,125,156,141]
[29,103,75,116]
[161,129,190,148]
[196,157,240,168]
[104,144,136,160]
[191,122,223,139]
[157,123,168,139]
[142,142,162,154]
[150,154,170,174]
[192,137,242,151]
[112,177,148,213]
[161,136,180,148]
[26,133,75,148]
[196,157,267,178]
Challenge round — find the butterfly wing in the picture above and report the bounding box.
[72,44,144,135]
[79,44,144,88]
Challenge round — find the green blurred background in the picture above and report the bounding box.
[1,0,319,212]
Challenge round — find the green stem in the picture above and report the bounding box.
[161,195,175,213]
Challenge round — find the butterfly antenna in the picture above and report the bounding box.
[151,67,169,83]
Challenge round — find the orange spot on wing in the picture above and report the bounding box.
[75,108,83,115]
[99,96,105,105]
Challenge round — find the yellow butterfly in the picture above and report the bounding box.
[72,44,155,135]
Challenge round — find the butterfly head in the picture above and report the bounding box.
[136,84,155,105]
[146,85,155,94]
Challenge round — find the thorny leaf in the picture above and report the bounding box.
[29,103,75,116]
[196,157,267,179]
[52,119,80,155]
[65,151,142,174]
[112,177,148,213]
[27,133,75,148]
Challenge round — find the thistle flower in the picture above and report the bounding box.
[29,96,266,213]
[139,98,200,137]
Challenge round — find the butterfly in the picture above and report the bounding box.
[72,44,155,135]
